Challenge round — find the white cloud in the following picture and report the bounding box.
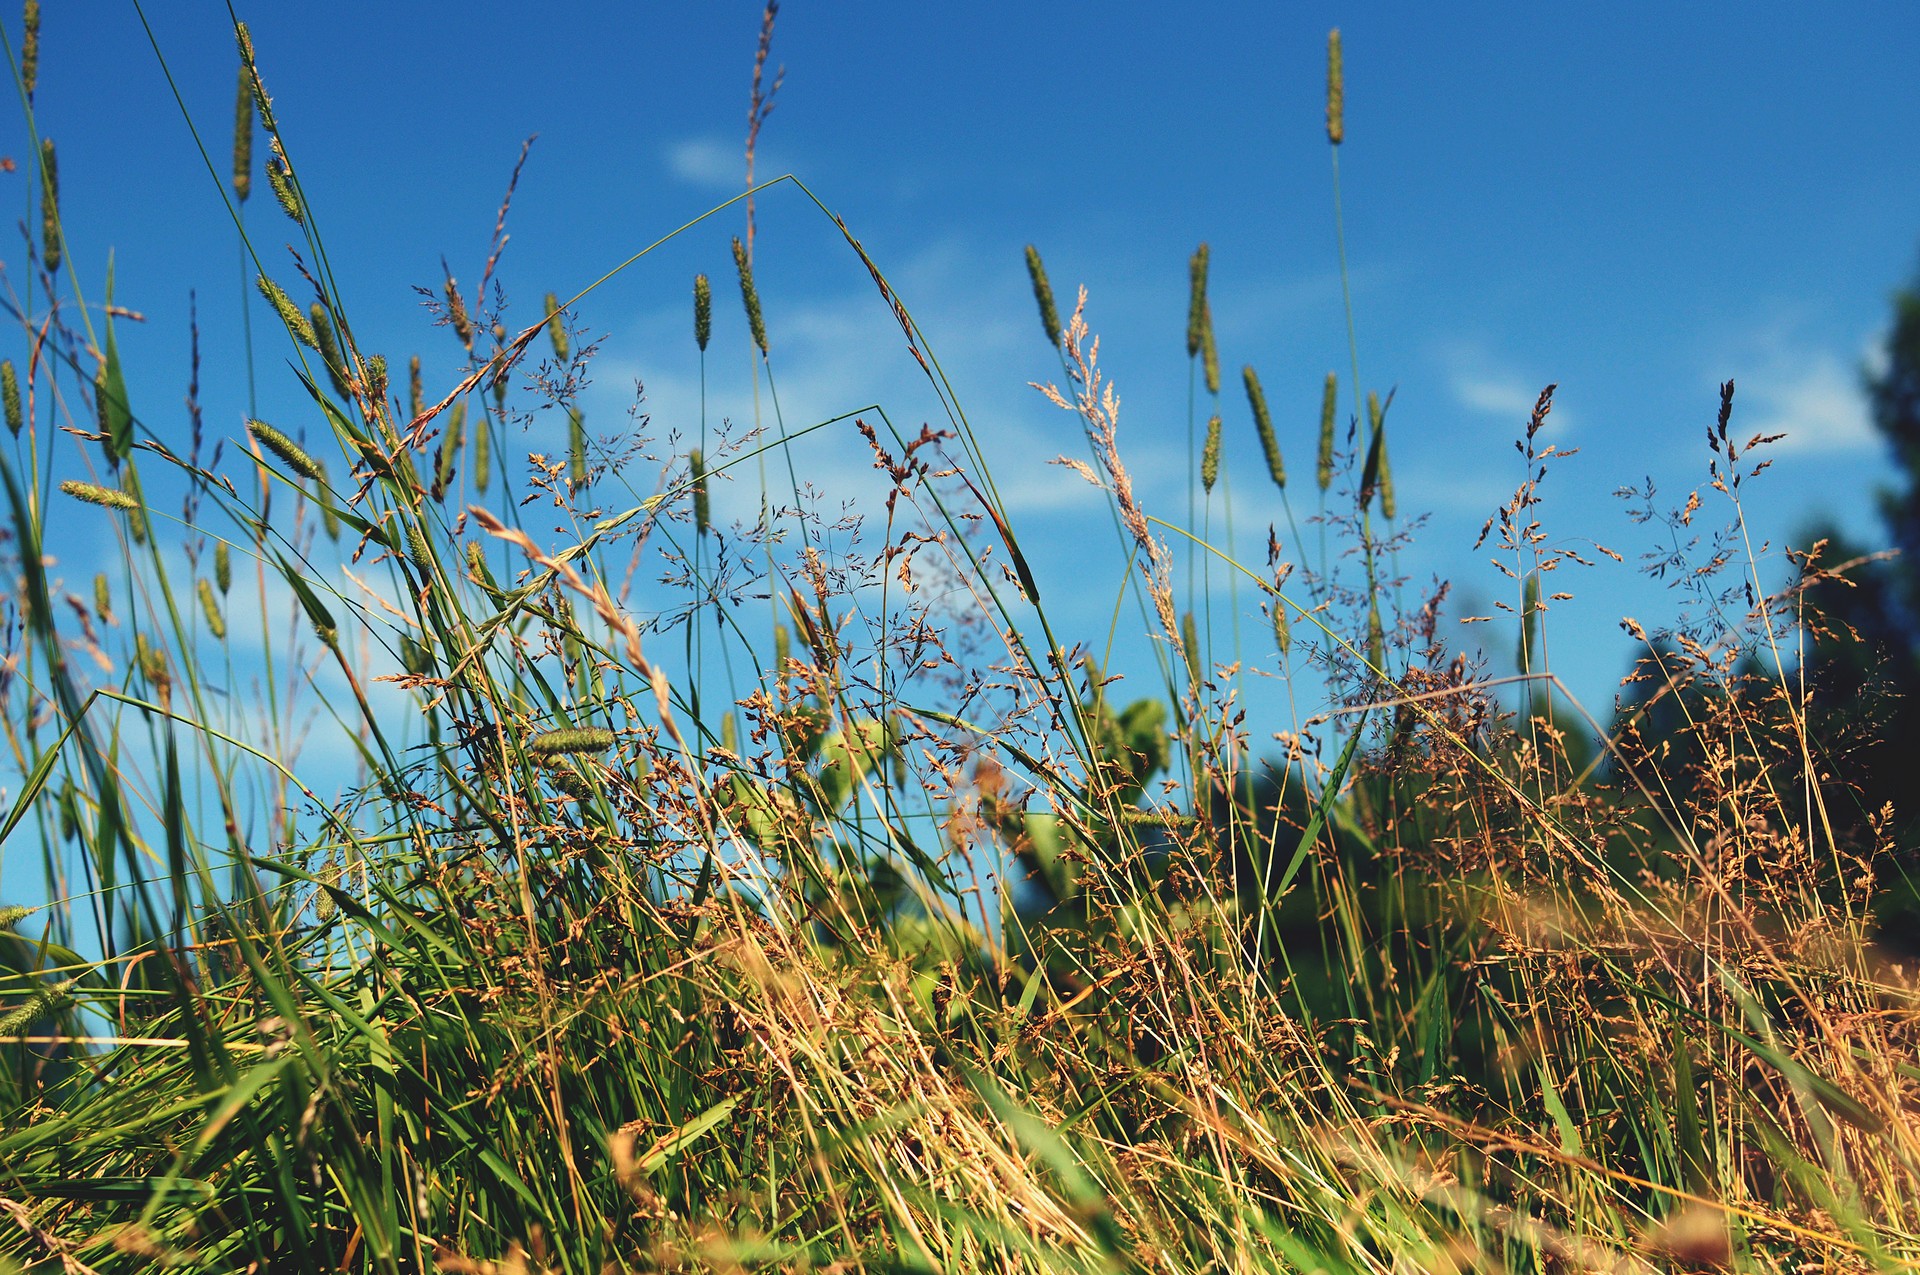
[1742,348,1877,455]
[664,137,742,189]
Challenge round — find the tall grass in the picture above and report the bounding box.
[1,11,1917,1275]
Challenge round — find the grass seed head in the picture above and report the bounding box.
[1201,300,1220,395]
[1327,28,1345,145]
[232,60,253,203]
[1367,390,1396,518]
[94,572,111,622]
[545,292,569,363]
[215,540,231,594]
[1201,414,1222,493]
[266,138,302,224]
[247,418,325,481]
[367,353,388,407]
[39,138,59,275]
[1025,244,1062,348]
[694,274,712,351]
[1272,598,1292,657]
[21,0,39,103]
[690,448,710,536]
[528,725,615,758]
[0,979,74,1038]
[732,236,769,355]
[569,407,588,486]
[1182,610,1201,683]
[235,22,276,133]
[0,904,31,932]
[409,354,423,421]
[1244,365,1284,489]
[256,275,316,349]
[446,277,474,350]
[2,359,21,436]
[60,480,138,512]
[197,578,227,641]
[1187,243,1210,359]
[408,522,432,576]
[309,303,352,400]
[473,414,491,494]
[1318,372,1337,491]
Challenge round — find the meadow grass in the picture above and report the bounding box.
[1,10,1917,1275]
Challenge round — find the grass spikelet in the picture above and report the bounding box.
[528,725,615,758]
[408,522,432,576]
[1272,597,1292,657]
[545,292,569,363]
[232,60,253,203]
[1200,300,1220,395]
[446,277,474,350]
[1186,244,1210,359]
[569,407,587,486]
[2,359,21,436]
[309,303,352,400]
[256,275,317,349]
[266,138,302,224]
[214,541,231,594]
[690,448,710,536]
[21,0,39,103]
[247,418,325,481]
[1025,244,1062,348]
[1201,414,1222,493]
[0,979,73,1038]
[197,578,227,640]
[60,480,138,511]
[0,904,31,932]
[409,354,423,421]
[732,236,768,356]
[1318,372,1337,491]
[39,138,59,275]
[1243,365,1284,489]
[235,22,276,133]
[1181,610,1201,683]
[94,572,111,622]
[694,274,712,351]
[1327,28,1345,146]
[367,353,388,409]
[473,413,491,494]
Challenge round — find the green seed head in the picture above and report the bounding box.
[1272,599,1292,658]
[256,275,317,349]
[309,303,352,400]
[235,22,277,133]
[367,353,389,408]
[1201,414,1222,494]
[1367,390,1395,519]
[198,577,227,641]
[473,414,491,494]
[528,725,616,758]
[1200,299,1220,396]
[694,274,712,351]
[246,419,325,481]
[2,359,22,437]
[408,355,423,421]
[266,138,302,225]
[94,572,112,622]
[60,480,139,511]
[1181,611,1201,683]
[408,522,432,576]
[21,1,40,103]
[1243,365,1284,490]
[569,407,587,487]
[39,138,59,276]
[123,469,148,544]
[1024,244,1062,349]
[690,448,710,537]
[1186,243,1210,359]
[732,237,768,356]
[1327,29,1345,146]
[431,401,464,503]
[1367,599,1384,673]
[545,292,569,363]
[0,904,31,933]
[446,278,474,350]
[0,978,74,1038]
[1317,372,1337,492]
[232,61,254,203]
[215,540,232,594]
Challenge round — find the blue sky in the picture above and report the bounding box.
[13,2,1920,746]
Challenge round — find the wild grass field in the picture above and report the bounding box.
[3,6,1920,1273]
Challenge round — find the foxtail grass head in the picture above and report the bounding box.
[1201,414,1222,494]
[732,237,768,356]
[232,60,254,203]
[22,1,39,104]
[1327,28,1345,146]
[215,540,232,594]
[1024,244,1062,349]
[1187,243,1210,359]
[1272,598,1292,657]
[39,138,59,276]
[246,418,325,482]
[1318,372,1337,492]
[2,359,20,437]
[1243,365,1284,489]
[235,22,277,134]
[257,275,316,349]
[694,274,712,352]
[545,292,569,363]
[60,480,139,512]
[690,448,710,537]
[1201,300,1221,396]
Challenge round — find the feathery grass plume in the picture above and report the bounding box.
[214,540,231,594]
[256,275,316,349]
[94,572,111,623]
[232,60,253,203]
[528,725,615,758]
[1181,611,1201,682]
[39,138,59,275]
[432,401,464,502]
[235,22,276,133]
[1243,365,1284,488]
[0,904,30,932]
[732,236,768,356]
[407,522,432,576]
[2,359,20,436]
[569,407,587,486]
[1367,389,1396,518]
[21,0,39,103]
[408,354,423,421]
[1201,414,1222,493]
[309,303,352,400]
[265,138,302,224]
[197,578,227,641]
[1326,28,1345,145]
[1186,243,1210,359]
[60,480,138,511]
[690,448,710,536]
[1318,372,1337,491]
[1024,244,1062,348]
[247,418,324,481]
[473,413,490,494]
[445,277,474,350]
[1272,597,1292,657]
[0,978,73,1038]
[1200,300,1220,395]
[693,274,712,351]
[544,292,569,363]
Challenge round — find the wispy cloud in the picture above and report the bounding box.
[1436,342,1569,437]
[664,137,742,189]
[1742,347,1877,455]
